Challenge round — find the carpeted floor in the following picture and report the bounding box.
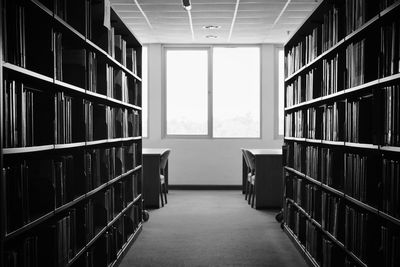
[119,190,307,267]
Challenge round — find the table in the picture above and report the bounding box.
[142,148,171,209]
[242,149,282,209]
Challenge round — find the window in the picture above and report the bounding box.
[213,47,260,138]
[166,49,209,135]
[164,46,261,138]
[142,46,148,138]
[277,48,285,136]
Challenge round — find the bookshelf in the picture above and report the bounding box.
[1,0,143,266]
[283,0,400,266]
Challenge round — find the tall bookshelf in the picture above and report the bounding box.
[283,0,400,266]
[0,0,143,266]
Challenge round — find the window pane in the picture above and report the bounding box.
[142,46,148,138]
[213,47,260,138]
[166,50,208,135]
[278,49,284,136]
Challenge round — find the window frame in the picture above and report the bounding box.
[142,45,149,138]
[162,45,262,139]
[274,45,284,139]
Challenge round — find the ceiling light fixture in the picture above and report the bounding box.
[203,25,221,30]
[182,0,191,11]
[205,35,218,39]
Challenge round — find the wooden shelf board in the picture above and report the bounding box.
[344,14,379,43]
[54,80,86,94]
[344,142,379,150]
[3,63,54,83]
[303,175,322,186]
[345,195,379,214]
[3,145,55,154]
[109,224,143,267]
[54,142,86,150]
[378,211,400,227]
[283,225,319,267]
[380,146,400,153]
[284,166,305,178]
[380,0,400,17]
[378,72,400,84]
[30,0,53,17]
[305,139,322,144]
[5,211,54,241]
[321,140,345,146]
[320,184,345,197]
[54,15,86,42]
[344,79,379,95]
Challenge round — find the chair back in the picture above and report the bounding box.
[160,150,170,171]
[241,149,251,168]
[243,149,256,172]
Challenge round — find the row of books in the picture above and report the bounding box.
[345,39,365,89]
[2,79,141,147]
[344,153,379,205]
[346,95,375,144]
[3,146,139,233]
[382,85,400,146]
[54,34,140,105]
[322,54,341,96]
[379,21,400,78]
[382,158,400,219]
[3,80,53,148]
[3,1,141,101]
[322,101,345,141]
[3,203,141,267]
[380,225,400,267]
[285,96,377,144]
[344,0,366,35]
[321,5,341,52]
[285,200,387,266]
[84,144,140,191]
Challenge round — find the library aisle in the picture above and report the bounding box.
[119,190,307,267]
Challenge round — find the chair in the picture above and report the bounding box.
[159,150,170,207]
[243,149,256,208]
[241,149,252,201]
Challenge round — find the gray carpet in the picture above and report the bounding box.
[119,190,307,267]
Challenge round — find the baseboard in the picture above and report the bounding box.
[168,184,242,190]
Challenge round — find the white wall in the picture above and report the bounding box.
[143,44,283,185]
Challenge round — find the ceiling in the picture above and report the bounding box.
[110,0,319,44]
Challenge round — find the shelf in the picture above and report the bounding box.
[53,15,86,42]
[3,63,54,83]
[305,139,322,144]
[284,137,306,142]
[287,199,368,267]
[54,142,86,150]
[303,175,322,187]
[380,0,400,17]
[3,166,141,241]
[344,142,379,150]
[320,184,345,198]
[344,14,379,43]
[344,195,379,214]
[284,166,306,178]
[5,211,54,241]
[30,0,53,17]
[285,97,323,111]
[283,225,319,267]
[320,140,345,146]
[109,223,143,267]
[3,145,55,154]
[54,80,86,94]
[378,211,400,227]
[379,146,400,153]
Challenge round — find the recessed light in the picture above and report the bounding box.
[203,25,221,30]
[205,35,218,39]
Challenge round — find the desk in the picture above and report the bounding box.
[142,148,171,209]
[242,149,282,209]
